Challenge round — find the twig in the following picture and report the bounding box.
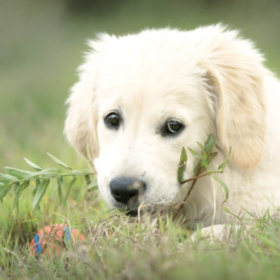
[172,167,202,221]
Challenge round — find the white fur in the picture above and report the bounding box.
[65,25,280,229]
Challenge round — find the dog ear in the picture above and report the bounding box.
[65,79,98,161]
[200,26,267,170]
[64,33,116,162]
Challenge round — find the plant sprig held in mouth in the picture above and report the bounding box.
[175,134,231,218]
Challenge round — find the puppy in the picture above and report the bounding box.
[65,24,280,229]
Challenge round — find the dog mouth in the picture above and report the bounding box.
[124,208,138,217]
[119,201,171,217]
[112,194,177,217]
[112,200,140,216]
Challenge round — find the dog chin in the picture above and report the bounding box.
[115,205,139,217]
[112,199,174,217]
[111,200,139,215]
[124,209,138,217]
[112,200,161,217]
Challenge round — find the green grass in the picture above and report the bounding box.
[2,210,280,279]
[1,0,280,278]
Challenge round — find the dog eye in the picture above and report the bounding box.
[164,120,184,135]
[105,112,120,128]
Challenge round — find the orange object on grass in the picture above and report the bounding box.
[29,224,85,256]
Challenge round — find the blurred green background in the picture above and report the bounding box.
[1,0,280,170]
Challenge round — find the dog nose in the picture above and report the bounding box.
[110,177,146,204]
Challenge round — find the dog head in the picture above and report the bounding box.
[65,25,266,214]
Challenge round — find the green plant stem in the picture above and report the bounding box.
[180,170,223,185]
[5,172,95,189]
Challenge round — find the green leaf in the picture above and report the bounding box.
[189,147,209,170]
[57,176,63,204]
[14,182,30,210]
[211,174,229,202]
[46,153,72,171]
[21,180,30,191]
[197,152,219,175]
[24,158,43,171]
[86,178,98,191]
[13,181,31,210]
[218,147,232,171]
[196,153,210,171]
[189,149,210,172]
[3,167,33,180]
[85,174,91,185]
[241,207,255,218]
[13,183,21,210]
[177,147,187,183]
[188,148,198,158]
[190,136,216,176]
[33,179,41,196]
[207,152,218,164]
[193,160,203,176]
[196,142,207,158]
[218,163,227,172]
[0,173,18,183]
[0,183,12,201]
[204,134,215,155]
[193,152,218,176]
[32,179,50,210]
[222,206,240,220]
[64,177,76,204]
[196,142,204,151]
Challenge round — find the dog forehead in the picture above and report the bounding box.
[95,30,207,89]
[94,29,213,120]
[95,75,210,127]
[96,57,206,108]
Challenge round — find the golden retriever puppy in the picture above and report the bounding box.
[65,24,280,229]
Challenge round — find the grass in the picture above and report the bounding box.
[1,0,280,278]
[2,209,280,279]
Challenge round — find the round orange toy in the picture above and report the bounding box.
[29,224,85,256]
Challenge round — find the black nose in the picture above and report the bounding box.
[110,177,146,205]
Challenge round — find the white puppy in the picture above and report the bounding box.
[65,24,280,229]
